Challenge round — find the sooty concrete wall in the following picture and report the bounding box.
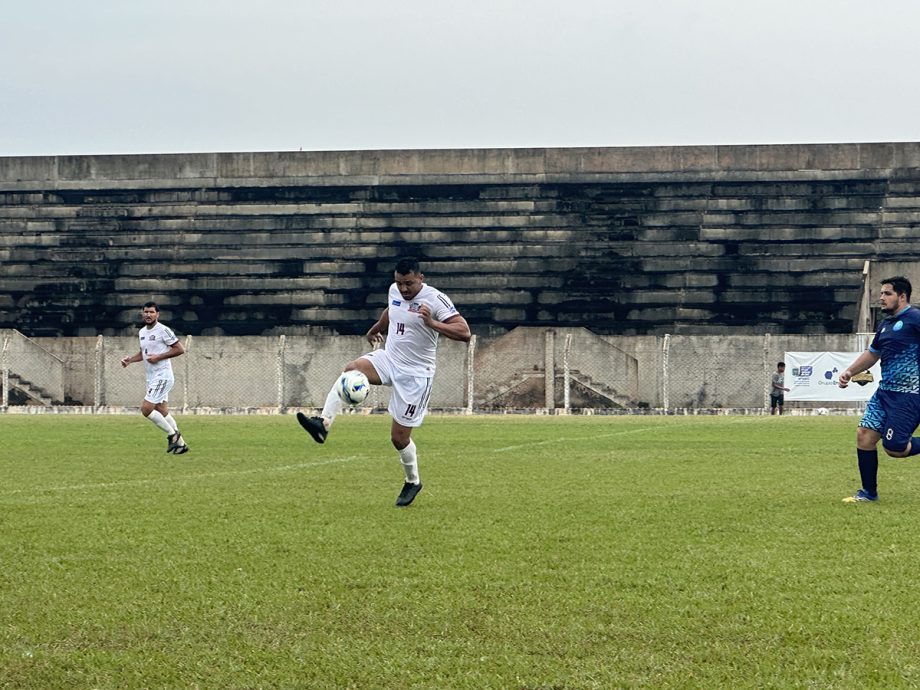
[2,143,920,337]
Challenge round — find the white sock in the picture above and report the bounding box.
[163,414,179,433]
[320,382,344,427]
[398,440,419,484]
[147,410,174,434]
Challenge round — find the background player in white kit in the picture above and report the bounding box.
[121,301,190,454]
[297,258,471,506]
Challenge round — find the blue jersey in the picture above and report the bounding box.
[869,305,920,393]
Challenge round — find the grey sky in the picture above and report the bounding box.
[3,0,920,157]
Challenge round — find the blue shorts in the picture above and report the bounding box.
[860,389,920,451]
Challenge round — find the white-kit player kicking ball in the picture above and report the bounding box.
[121,301,189,454]
[297,258,471,506]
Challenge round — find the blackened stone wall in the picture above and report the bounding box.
[1,144,919,336]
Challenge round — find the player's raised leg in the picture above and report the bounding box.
[297,359,380,444]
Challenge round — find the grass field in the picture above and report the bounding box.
[4,413,920,689]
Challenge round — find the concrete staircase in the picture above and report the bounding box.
[7,373,54,405]
[0,329,65,405]
[473,367,634,410]
[565,369,635,409]
[2,145,920,337]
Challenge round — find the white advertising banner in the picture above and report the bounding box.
[784,352,881,402]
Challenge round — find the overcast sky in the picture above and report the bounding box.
[3,0,920,157]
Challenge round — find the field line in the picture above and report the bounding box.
[0,456,358,498]
[493,417,761,453]
[494,426,663,453]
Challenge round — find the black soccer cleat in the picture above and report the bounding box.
[395,481,423,507]
[168,433,189,454]
[297,412,327,444]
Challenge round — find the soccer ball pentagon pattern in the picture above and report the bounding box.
[337,370,370,405]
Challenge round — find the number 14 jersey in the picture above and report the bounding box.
[385,282,460,377]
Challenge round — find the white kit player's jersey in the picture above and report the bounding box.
[138,322,179,379]
[385,283,459,376]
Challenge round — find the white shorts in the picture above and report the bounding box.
[361,350,434,428]
[144,375,175,405]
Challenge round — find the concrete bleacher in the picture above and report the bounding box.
[1,144,920,336]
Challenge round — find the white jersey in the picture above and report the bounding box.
[138,322,179,379]
[385,282,460,376]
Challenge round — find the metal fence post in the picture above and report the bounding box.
[854,332,869,415]
[563,332,572,414]
[1,334,9,409]
[182,334,193,414]
[662,334,670,412]
[278,334,286,412]
[763,333,771,413]
[94,335,104,410]
[544,330,555,411]
[465,335,476,415]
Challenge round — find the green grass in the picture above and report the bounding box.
[3,414,920,689]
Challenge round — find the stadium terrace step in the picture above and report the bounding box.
[2,144,915,336]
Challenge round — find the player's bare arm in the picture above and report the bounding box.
[419,307,471,342]
[839,350,880,388]
[121,350,143,368]
[366,307,389,347]
[147,341,186,365]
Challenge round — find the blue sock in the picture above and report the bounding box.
[908,438,920,457]
[857,448,878,496]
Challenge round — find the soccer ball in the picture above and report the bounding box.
[337,370,370,405]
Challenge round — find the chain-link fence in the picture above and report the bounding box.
[0,328,873,414]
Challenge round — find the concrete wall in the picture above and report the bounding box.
[1,329,874,411]
[5,144,920,188]
[3,143,920,337]
[93,334,470,410]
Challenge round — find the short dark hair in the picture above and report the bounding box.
[395,258,420,275]
[777,362,785,368]
[881,276,912,301]
[142,301,160,311]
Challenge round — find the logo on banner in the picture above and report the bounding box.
[785,352,878,402]
[821,367,841,386]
